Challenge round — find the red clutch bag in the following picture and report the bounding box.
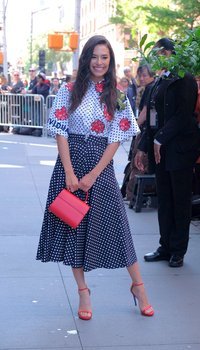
[49,189,90,229]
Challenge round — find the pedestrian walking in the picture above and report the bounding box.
[36,35,154,320]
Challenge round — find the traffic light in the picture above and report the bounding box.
[48,34,63,50]
[0,51,3,65]
[39,49,46,70]
[69,32,79,51]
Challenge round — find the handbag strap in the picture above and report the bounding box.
[67,189,89,203]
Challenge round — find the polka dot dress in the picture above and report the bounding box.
[36,80,139,272]
[36,134,137,271]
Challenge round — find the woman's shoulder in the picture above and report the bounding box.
[65,81,75,92]
[54,81,74,99]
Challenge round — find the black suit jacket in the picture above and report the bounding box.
[138,73,200,172]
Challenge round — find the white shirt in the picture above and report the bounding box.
[47,81,140,144]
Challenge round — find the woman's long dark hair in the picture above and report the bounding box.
[69,35,117,118]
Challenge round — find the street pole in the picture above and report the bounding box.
[72,0,81,70]
[2,0,8,79]
[30,7,50,67]
[30,12,33,66]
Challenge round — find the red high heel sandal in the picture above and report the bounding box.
[130,282,154,317]
[78,287,92,321]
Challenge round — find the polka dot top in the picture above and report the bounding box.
[47,80,140,144]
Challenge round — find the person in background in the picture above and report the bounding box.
[0,75,9,132]
[0,75,8,92]
[32,72,50,102]
[36,35,154,320]
[119,74,137,198]
[65,75,72,83]
[71,69,78,82]
[31,72,50,136]
[136,65,155,127]
[7,71,24,93]
[135,38,200,268]
[125,64,156,201]
[50,77,60,95]
[119,76,137,114]
[123,66,137,116]
[123,66,138,172]
[27,67,38,92]
[19,67,39,136]
[22,79,29,91]
[5,71,25,134]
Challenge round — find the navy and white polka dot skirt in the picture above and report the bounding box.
[36,134,137,272]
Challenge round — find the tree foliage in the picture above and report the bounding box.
[111,0,165,42]
[111,0,200,45]
[142,0,200,35]
[133,27,200,77]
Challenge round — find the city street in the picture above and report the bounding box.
[0,132,200,350]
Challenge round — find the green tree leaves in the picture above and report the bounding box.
[134,28,200,78]
[111,0,200,42]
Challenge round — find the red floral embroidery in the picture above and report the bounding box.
[65,82,74,91]
[55,106,68,120]
[95,82,104,93]
[91,119,105,134]
[119,118,131,131]
[103,105,112,121]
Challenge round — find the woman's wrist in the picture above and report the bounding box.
[90,169,99,180]
[64,167,74,176]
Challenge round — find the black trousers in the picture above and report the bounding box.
[155,154,193,257]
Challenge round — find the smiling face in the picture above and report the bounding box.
[89,44,110,83]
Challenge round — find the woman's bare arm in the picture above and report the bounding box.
[56,135,79,192]
[79,142,120,192]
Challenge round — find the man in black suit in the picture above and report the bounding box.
[135,38,200,267]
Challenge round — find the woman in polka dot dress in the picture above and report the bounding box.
[36,35,154,320]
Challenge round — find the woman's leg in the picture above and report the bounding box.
[127,262,153,313]
[72,267,88,289]
[72,267,92,317]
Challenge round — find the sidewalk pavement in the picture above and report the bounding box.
[0,132,200,350]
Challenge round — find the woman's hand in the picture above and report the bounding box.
[79,172,97,192]
[65,171,79,192]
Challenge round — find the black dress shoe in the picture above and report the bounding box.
[144,250,170,262]
[169,255,184,268]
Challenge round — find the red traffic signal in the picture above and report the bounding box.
[48,34,64,50]
[0,51,3,65]
[69,32,79,51]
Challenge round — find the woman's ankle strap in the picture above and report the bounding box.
[131,282,144,287]
[78,287,88,292]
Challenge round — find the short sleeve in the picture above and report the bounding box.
[108,97,140,144]
[47,83,71,138]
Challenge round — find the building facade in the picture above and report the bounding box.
[80,0,129,78]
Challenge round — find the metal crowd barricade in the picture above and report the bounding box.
[0,92,45,133]
[44,95,56,137]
